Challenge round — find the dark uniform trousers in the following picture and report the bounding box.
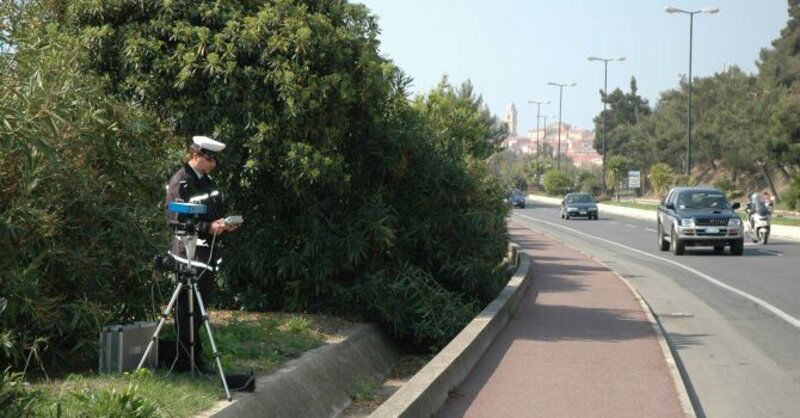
[165,163,225,371]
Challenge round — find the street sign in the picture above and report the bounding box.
[628,170,641,188]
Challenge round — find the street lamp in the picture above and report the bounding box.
[548,81,576,171]
[587,55,625,195]
[539,114,555,176]
[527,99,550,186]
[666,5,719,175]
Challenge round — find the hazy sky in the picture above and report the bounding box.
[357,0,789,135]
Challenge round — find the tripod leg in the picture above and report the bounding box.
[188,280,195,378]
[137,281,184,371]
[192,284,232,401]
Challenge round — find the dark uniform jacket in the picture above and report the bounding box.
[165,163,226,271]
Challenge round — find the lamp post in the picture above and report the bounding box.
[527,99,550,186]
[587,55,625,195]
[548,81,576,171]
[666,5,719,176]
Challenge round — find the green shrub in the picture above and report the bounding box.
[0,9,182,370]
[0,368,39,416]
[70,383,159,418]
[784,173,800,210]
[543,170,573,196]
[649,163,674,197]
[577,172,602,196]
[60,0,508,353]
[713,177,744,200]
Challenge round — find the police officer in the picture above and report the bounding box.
[165,135,238,373]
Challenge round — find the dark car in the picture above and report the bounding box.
[657,187,743,255]
[560,192,598,220]
[507,190,526,208]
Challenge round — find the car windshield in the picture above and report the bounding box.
[566,194,593,203]
[676,191,730,209]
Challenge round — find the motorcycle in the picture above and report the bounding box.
[744,198,772,244]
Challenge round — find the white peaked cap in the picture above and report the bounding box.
[192,135,226,153]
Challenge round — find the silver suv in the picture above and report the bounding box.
[657,187,744,255]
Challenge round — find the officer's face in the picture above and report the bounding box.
[192,152,217,173]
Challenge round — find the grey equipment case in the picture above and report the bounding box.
[99,321,158,373]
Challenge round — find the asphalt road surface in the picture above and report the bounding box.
[511,202,800,418]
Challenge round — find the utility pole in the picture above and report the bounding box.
[587,55,626,194]
[666,5,719,175]
[548,82,576,171]
[527,99,550,188]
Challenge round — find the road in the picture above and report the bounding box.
[511,202,800,418]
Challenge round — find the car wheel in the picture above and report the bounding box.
[657,223,669,251]
[565,213,570,220]
[713,245,725,254]
[671,228,685,255]
[730,238,744,255]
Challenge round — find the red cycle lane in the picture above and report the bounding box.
[438,222,687,417]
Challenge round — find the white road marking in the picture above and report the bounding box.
[513,213,800,330]
[624,224,638,228]
[644,228,657,233]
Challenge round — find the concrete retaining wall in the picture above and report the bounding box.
[201,324,398,418]
[529,194,800,242]
[370,243,532,417]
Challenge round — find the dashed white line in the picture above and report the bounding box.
[513,212,800,330]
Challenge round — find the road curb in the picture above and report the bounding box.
[199,324,398,418]
[370,243,532,417]
[521,224,697,418]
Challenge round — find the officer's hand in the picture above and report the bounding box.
[210,219,227,235]
[226,224,240,233]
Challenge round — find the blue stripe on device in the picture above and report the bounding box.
[168,202,207,214]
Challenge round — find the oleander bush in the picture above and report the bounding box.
[0,2,182,370]
[1,0,509,370]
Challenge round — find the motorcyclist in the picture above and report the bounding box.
[746,193,761,230]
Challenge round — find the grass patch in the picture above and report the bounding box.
[765,216,800,227]
[28,369,219,417]
[18,311,354,417]
[200,313,325,374]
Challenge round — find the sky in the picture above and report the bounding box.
[357,0,790,135]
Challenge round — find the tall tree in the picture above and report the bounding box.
[757,0,800,179]
[592,77,652,159]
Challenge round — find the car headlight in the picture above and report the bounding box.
[728,218,742,226]
[589,207,597,211]
[567,207,578,211]
[680,218,695,227]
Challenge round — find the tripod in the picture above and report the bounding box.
[137,232,232,401]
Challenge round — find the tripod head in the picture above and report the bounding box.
[165,201,207,274]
